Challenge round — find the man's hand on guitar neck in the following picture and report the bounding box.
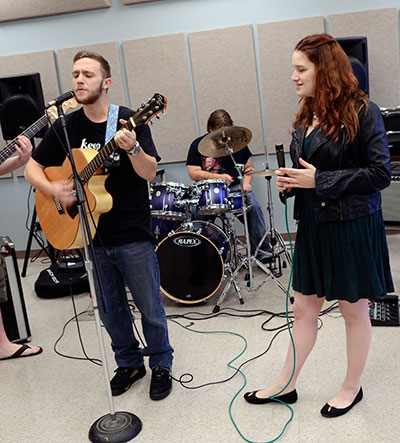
[51,181,77,208]
[115,119,137,152]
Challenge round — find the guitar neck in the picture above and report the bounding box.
[75,93,165,184]
[78,116,138,185]
[0,114,49,165]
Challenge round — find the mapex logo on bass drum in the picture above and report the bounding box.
[173,236,201,247]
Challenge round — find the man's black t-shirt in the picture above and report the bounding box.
[32,106,160,247]
[186,134,252,187]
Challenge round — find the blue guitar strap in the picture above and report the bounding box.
[103,104,120,172]
[105,103,119,144]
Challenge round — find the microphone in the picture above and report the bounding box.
[275,143,287,197]
[275,143,285,169]
[46,91,75,108]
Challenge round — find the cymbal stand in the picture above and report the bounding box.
[253,159,292,276]
[213,150,289,312]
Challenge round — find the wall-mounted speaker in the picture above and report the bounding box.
[0,72,46,141]
[336,37,369,97]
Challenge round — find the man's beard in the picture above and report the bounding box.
[75,82,103,105]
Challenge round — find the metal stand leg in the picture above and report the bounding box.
[21,206,56,277]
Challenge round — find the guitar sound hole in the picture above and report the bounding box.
[67,205,79,219]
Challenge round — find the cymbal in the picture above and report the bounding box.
[246,168,277,177]
[198,126,252,158]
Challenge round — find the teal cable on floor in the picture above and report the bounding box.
[169,196,297,442]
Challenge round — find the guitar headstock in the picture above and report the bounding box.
[46,97,79,121]
[129,93,167,128]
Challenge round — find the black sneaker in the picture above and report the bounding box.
[110,365,146,396]
[149,366,172,400]
[258,252,274,264]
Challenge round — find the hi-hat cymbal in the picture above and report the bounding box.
[246,168,277,177]
[198,126,252,158]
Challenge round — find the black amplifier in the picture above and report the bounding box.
[0,236,31,343]
[381,106,400,161]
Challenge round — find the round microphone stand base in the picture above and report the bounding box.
[89,411,142,443]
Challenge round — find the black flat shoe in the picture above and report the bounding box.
[320,387,363,418]
[244,389,298,405]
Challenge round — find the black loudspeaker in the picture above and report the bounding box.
[0,236,31,343]
[0,72,46,141]
[337,37,369,96]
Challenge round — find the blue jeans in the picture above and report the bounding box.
[245,190,272,256]
[93,240,173,370]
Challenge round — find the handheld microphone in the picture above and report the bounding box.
[275,143,287,197]
[46,91,75,108]
[275,143,285,168]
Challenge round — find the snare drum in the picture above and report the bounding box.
[150,182,190,220]
[228,192,252,216]
[156,221,231,303]
[193,179,229,214]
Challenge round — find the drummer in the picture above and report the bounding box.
[186,109,273,263]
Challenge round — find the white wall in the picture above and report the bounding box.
[0,0,399,251]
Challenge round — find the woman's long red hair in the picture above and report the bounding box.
[293,33,368,143]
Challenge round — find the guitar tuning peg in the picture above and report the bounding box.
[162,110,167,116]
[141,102,145,107]
[150,120,154,125]
[155,115,161,120]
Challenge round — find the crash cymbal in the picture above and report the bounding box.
[198,126,252,158]
[246,168,277,177]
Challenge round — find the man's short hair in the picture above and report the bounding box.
[73,50,111,78]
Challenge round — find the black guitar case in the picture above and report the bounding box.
[35,259,89,299]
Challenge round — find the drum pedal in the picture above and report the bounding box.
[244,272,250,281]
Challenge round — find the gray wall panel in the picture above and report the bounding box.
[258,17,325,153]
[122,33,196,164]
[0,0,110,23]
[123,0,161,4]
[188,25,264,155]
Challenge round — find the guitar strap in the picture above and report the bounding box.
[105,104,119,144]
[103,104,120,172]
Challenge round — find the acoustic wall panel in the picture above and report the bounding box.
[123,0,161,4]
[0,50,59,146]
[57,42,125,108]
[329,8,400,108]
[188,25,264,155]
[258,17,325,153]
[0,0,110,23]
[122,33,196,164]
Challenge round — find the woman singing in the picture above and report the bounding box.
[244,33,394,418]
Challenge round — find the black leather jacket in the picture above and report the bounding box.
[287,100,391,223]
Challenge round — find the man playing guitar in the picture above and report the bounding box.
[25,50,174,400]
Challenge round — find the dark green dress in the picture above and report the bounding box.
[292,128,394,302]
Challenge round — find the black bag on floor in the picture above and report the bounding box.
[35,259,89,299]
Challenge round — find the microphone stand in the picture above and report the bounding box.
[56,104,142,442]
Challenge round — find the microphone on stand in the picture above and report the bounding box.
[46,91,75,108]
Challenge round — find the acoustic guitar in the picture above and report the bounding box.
[0,97,78,165]
[35,93,167,251]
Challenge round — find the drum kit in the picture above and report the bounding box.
[150,126,290,312]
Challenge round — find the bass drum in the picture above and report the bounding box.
[156,221,231,304]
